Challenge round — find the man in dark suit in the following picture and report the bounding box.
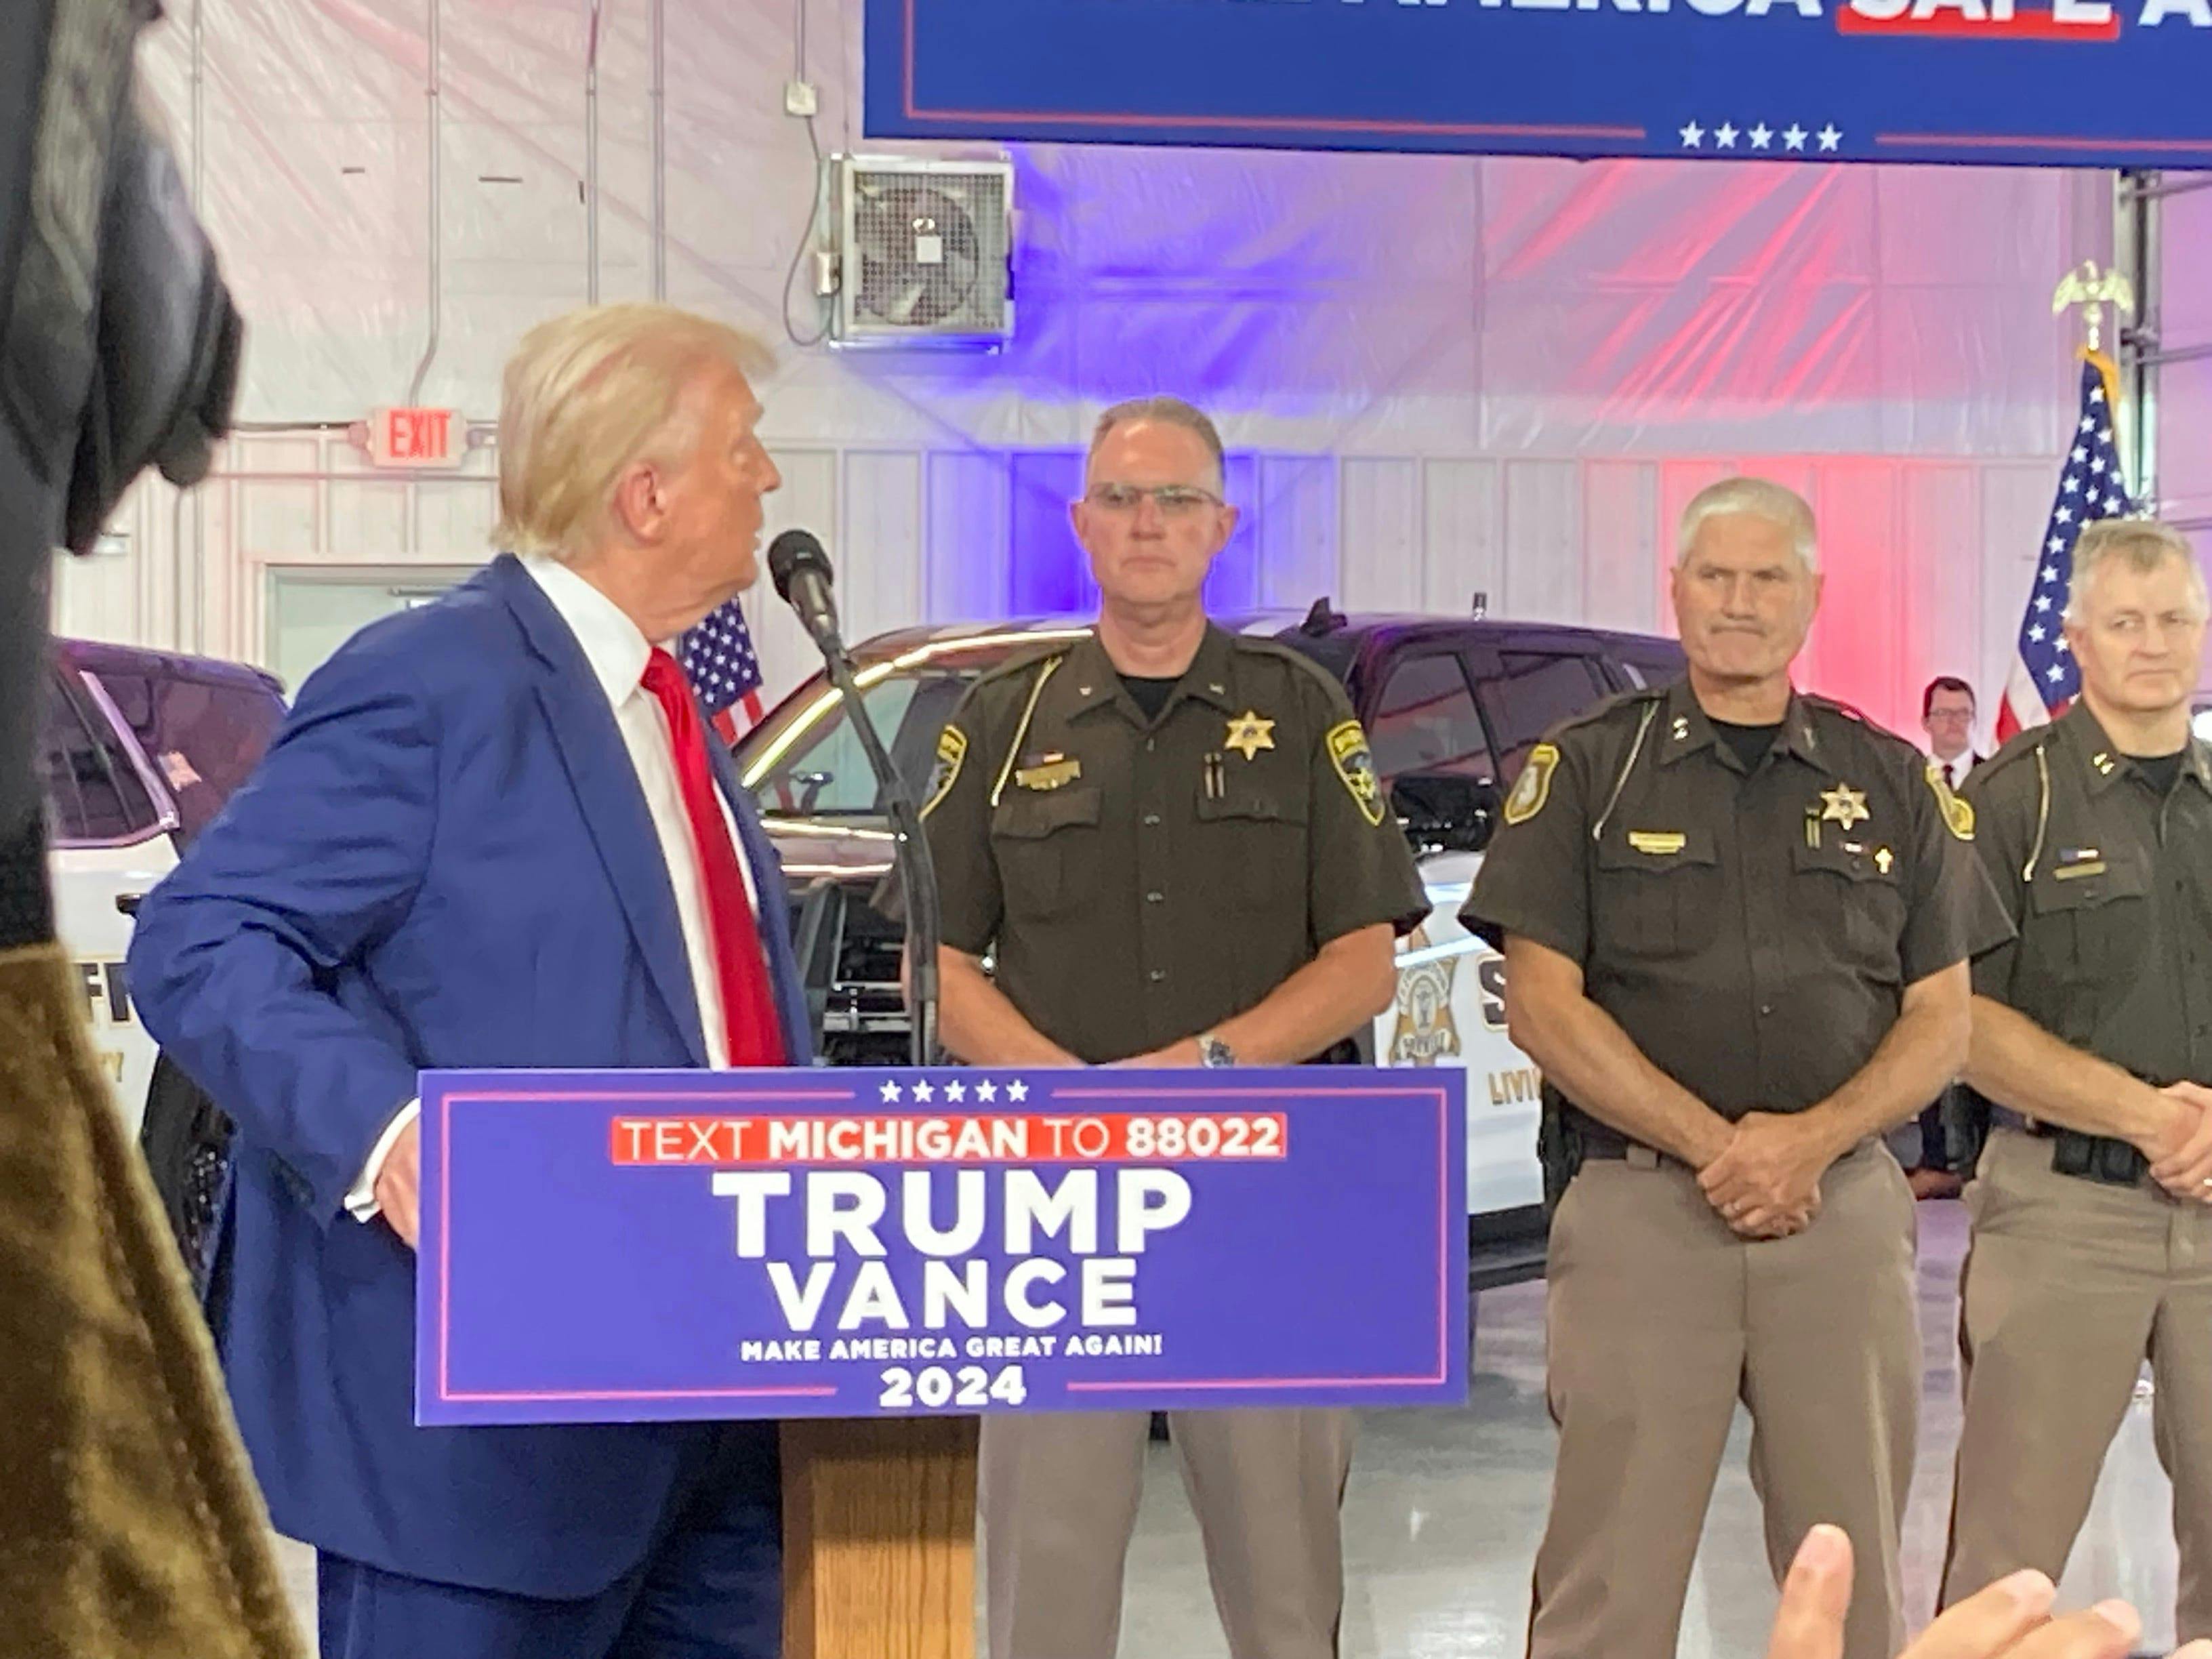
[1908,674,1988,1195]
[128,304,811,1658]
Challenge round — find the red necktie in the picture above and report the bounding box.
[640,649,785,1067]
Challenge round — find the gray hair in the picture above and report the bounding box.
[495,304,775,563]
[2064,518,2209,624]
[1086,396,1226,491]
[1676,476,1820,573]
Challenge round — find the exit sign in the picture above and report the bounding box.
[365,406,462,468]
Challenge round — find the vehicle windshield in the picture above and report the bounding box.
[737,632,1090,817]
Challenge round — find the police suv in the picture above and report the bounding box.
[733,602,1685,1283]
[40,638,286,1132]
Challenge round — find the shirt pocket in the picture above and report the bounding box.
[1195,783,1311,909]
[1592,825,1722,960]
[2025,855,2148,988]
[991,785,1103,923]
[1790,836,1907,984]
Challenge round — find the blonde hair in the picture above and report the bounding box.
[2064,518,2209,624]
[495,304,774,562]
[1676,476,1820,572]
[1087,396,1227,492]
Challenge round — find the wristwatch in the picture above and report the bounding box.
[1197,1033,1236,1069]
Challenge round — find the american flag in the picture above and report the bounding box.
[1996,355,2135,743]
[680,595,766,746]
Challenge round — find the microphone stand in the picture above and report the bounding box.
[808,633,942,1069]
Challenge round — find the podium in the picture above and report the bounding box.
[782,1418,979,1659]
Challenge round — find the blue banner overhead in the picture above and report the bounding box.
[864,0,2212,167]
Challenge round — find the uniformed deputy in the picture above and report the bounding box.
[916,396,1426,1659]
[1462,476,2009,1659]
[1943,518,2212,1635]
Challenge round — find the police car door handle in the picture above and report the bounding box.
[115,893,144,917]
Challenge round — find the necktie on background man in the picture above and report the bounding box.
[641,649,786,1067]
[680,594,766,747]
[1996,353,2135,743]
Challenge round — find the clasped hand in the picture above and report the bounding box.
[2144,1081,2212,1204]
[1698,1113,1837,1241]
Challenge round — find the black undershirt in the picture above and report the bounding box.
[1711,718,1784,773]
[2133,750,2186,796]
[1122,675,1180,723]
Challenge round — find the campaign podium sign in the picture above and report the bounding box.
[415,1067,1467,1425]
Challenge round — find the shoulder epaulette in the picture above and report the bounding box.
[1555,683,1662,740]
[968,636,1082,695]
[1801,693,1923,764]
[1228,633,1355,701]
[1969,725,2052,789]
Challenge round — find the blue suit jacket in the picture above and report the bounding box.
[127,554,813,1598]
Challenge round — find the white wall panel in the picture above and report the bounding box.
[837,451,925,653]
[1501,460,1583,625]
[1338,458,1422,614]
[926,452,1013,623]
[1421,459,1502,618]
[1582,461,1664,638]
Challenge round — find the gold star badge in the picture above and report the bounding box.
[1820,783,1870,830]
[1225,711,1276,762]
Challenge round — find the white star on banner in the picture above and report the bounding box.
[2081,416,2097,433]
[1750,123,1773,149]
[2047,663,2067,683]
[1680,121,1704,148]
[2041,565,2059,583]
[1784,124,1809,151]
[2106,493,2125,512]
[2055,506,2074,525]
[2049,536,2066,553]
[2062,476,2082,495]
[2091,386,2106,405]
[1715,122,1740,148]
[912,1079,935,1104]
[2072,445,2089,463]
[880,1080,902,1103]
[976,1080,998,1103]
[1007,1080,1029,1103]
[2036,596,2053,613]
[2028,625,2047,642]
[2089,455,2106,475]
[945,1080,967,1104]
[2055,636,2071,655]
[1818,124,1842,151]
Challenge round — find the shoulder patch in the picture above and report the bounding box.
[922,725,968,819]
[1326,720,1388,827]
[1925,759,1975,841]
[1504,743,1560,826]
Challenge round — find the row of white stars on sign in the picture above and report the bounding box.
[878,1077,1029,1105]
[1679,121,1841,152]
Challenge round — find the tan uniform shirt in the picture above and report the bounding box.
[920,626,1428,1065]
[1462,678,2010,1150]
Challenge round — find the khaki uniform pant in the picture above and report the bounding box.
[1944,1127,2212,1637]
[980,1408,1351,1659]
[1533,1141,1920,1659]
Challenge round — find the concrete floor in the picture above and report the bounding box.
[274,1200,2183,1655]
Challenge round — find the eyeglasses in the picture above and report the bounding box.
[1082,483,1223,516]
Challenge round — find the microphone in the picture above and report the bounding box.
[767,528,840,649]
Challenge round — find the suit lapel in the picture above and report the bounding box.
[491,556,710,1067]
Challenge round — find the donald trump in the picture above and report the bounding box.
[129,304,811,1658]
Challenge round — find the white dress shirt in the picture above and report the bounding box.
[346,554,764,1221]
[1929,748,1976,791]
